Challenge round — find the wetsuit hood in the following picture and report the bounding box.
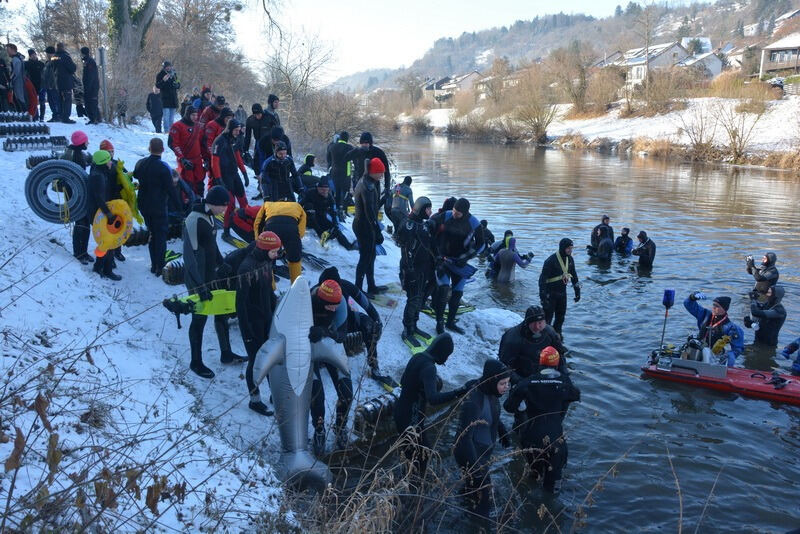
[425,333,454,365]
[412,196,432,218]
[439,197,456,214]
[769,285,785,307]
[304,153,315,166]
[271,126,285,140]
[558,238,573,255]
[507,237,516,251]
[318,266,341,285]
[764,252,777,267]
[479,359,510,397]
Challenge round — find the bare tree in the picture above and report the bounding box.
[483,57,511,105]
[547,41,594,114]
[716,102,763,163]
[25,0,108,52]
[396,72,424,110]
[633,2,665,106]
[262,31,332,122]
[513,65,557,143]
[677,105,717,160]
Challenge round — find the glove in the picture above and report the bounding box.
[746,255,755,267]
[780,348,792,360]
[242,171,249,187]
[180,158,194,170]
[500,432,511,449]
[574,286,581,303]
[197,287,213,302]
[689,291,707,301]
[525,252,535,260]
[743,316,753,328]
[308,326,326,343]
[375,230,384,245]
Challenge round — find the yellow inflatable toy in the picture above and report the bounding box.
[116,159,143,224]
[92,199,133,258]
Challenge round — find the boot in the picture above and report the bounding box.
[249,398,274,416]
[445,290,464,334]
[402,326,422,348]
[221,350,247,364]
[114,249,126,262]
[76,253,94,264]
[103,271,122,282]
[215,319,246,363]
[189,331,215,378]
[433,286,448,335]
[312,426,326,457]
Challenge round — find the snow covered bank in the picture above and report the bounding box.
[0,117,519,529]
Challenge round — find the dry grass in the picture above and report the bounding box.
[632,137,683,159]
[556,132,588,149]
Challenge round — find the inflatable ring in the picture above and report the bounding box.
[25,160,90,224]
[92,199,133,257]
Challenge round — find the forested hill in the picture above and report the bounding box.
[331,0,800,92]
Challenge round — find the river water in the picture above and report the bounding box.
[380,135,800,532]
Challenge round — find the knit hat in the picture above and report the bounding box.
[368,157,385,174]
[539,346,560,367]
[205,185,229,206]
[80,46,90,56]
[713,296,731,312]
[163,60,172,67]
[602,214,610,222]
[318,279,342,304]
[214,95,226,106]
[316,176,331,188]
[99,139,113,151]
[92,150,111,166]
[219,107,234,119]
[274,141,287,152]
[71,130,88,146]
[454,197,470,214]
[359,132,373,144]
[256,231,281,250]
[268,94,279,106]
[339,131,349,141]
[525,305,545,324]
[252,103,263,114]
[28,48,36,56]
[225,119,241,133]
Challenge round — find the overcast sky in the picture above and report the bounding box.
[232,0,683,83]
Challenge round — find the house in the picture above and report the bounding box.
[612,42,691,89]
[759,33,800,78]
[423,77,451,101]
[439,71,482,94]
[594,51,623,68]
[677,51,723,77]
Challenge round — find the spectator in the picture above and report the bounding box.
[25,49,45,119]
[5,43,26,111]
[234,103,247,124]
[79,47,100,124]
[41,47,60,120]
[155,60,180,131]
[146,86,163,132]
[54,42,77,123]
[179,93,191,117]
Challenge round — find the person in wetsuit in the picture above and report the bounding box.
[538,238,580,336]
[394,332,469,481]
[587,223,613,261]
[183,185,247,378]
[503,346,580,494]
[499,305,568,384]
[398,196,436,349]
[746,252,778,301]
[345,131,391,197]
[429,197,485,334]
[492,237,532,283]
[590,214,613,249]
[780,334,800,376]
[683,292,744,366]
[352,157,386,296]
[253,200,306,282]
[389,175,414,230]
[453,359,511,524]
[745,285,786,347]
[309,279,353,455]
[302,176,355,249]
[326,131,353,213]
[297,153,317,191]
[614,227,633,255]
[632,230,656,268]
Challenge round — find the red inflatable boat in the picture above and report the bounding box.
[642,355,800,406]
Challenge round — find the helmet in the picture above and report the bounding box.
[71,130,88,146]
[412,196,432,217]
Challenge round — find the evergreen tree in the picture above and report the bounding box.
[615,5,623,17]
[677,15,691,39]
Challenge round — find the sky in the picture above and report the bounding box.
[232,0,685,84]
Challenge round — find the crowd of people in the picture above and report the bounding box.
[28,55,795,526]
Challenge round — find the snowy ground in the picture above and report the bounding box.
[415,95,800,153]
[0,114,519,530]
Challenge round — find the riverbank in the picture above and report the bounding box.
[402,95,800,171]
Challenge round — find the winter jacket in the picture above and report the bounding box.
[81,55,99,98]
[42,58,57,90]
[264,107,280,128]
[235,246,277,340]
[133,154,180,216]
[394,335,460,431]
[146,92,163,117]
[168,117,203,161]
[211,131,247,182]
[499,322,567,383]
[391,183,413,213]
[87,163,113,218]
[252,201,306,241]
[244,113,270,152]
[182,203,223,292]
[345,144,390,192]
[683,297,744,366]
[24,58,44,91]
[749,286,786,347]
[632,238,656,268]
[155,69,180,108]
[54,50,76,91]
[9,52,25,104]
[256,127,292,161]
[259,155,301,201]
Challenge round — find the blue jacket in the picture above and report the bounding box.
[683,297,744,366]
[614,235,633,255]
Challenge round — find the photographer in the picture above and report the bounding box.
[746,252,778,301]
[155,61,181,132]
[745,285,786,347]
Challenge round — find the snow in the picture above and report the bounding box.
[475,48,494,67]
[0,112,520,529]
[425,108,456,129]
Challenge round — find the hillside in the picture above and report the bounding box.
[332,0,800,91]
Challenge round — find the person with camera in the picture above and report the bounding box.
[631,230,656,268]
[746,252,778,301]
[156,61,181,132]
[683,292,743,367]
[744,285,786,347]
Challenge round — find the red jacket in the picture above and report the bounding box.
[168,118,202,161]
[198,105,219,129]
[205,119,225,161]
[232,204,261,236]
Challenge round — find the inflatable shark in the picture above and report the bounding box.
[254,275,350,491]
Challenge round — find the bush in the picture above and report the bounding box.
[586,67,625,114]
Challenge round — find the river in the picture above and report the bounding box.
[379,135,800,532]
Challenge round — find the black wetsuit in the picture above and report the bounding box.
[499,322,568,384]
[632,238,656,268]
[503,367,580,492]
[590,223,614,248]
[749,286,786,347]
[538,239,580,334]
[747,253,778,298]
[352,176,382,292]
[397,211,435,333]
[302,189,353,249]
[394,334,461,478]
[327,139,353,208]
[345,144,391,194]
[182,203,234,370]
